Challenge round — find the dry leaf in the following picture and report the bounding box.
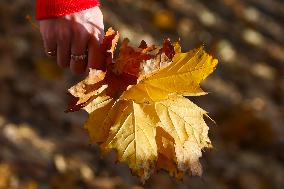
[153,10,176,31]
[67,28,218,181]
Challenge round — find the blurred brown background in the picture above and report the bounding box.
[0,0,284,188]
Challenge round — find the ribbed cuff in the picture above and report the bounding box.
[36,0,100,20]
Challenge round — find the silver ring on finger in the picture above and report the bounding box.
[46,49,57,57]
[71,54,87,62]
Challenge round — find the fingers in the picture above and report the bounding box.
[57,27,71,68]
[87,36,104,70]
[40,9,105,75]
[40,20,57,56]
[87,8,105,70]
[70,29,89,75]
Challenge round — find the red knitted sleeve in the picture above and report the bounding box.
[36,0,100,20]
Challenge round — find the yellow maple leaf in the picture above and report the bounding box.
[121,47,218,103]
[67,28,218,181]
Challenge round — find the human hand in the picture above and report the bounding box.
[39,6,104,74]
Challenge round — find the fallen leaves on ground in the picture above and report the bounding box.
[0,164,12,189]
[67,28,218,181]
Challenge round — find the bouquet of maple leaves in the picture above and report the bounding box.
[67,28,218,181]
